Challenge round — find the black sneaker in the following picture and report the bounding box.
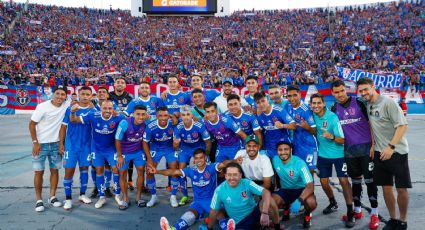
[90,188,98,199]
[303,213,312,228]
[383,218,399,230]
[397,221,407,230]
[323,202,338,215]
[104,187,113,198]
[128,181,135,191]
[345,212,355,228]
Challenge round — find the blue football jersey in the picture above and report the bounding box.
[174,120,211,149]
[226,111,261,136]
[143,119,174,150]
[63,106,97,152]
[181,163,218,200]
[163,91,190,115]
[284,102,318,149]
[124,96,164,117]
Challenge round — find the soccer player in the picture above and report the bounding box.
[284,85,318,172]
[109,77,133,112]
[226,94,262,148]
[254,91,296,158]
[174,105,212,205]
[268,85,288,108]
[357,77,410,230]
[204,102,247,162]
[60,86,96,210]
[190,74,220,103]
[143,106,179,208]
[115,105,149,210]
[213,77,248,113]
[70,100,125,209]
[207,163,282,230]
[124,82,164,120]
[94,86,119,111]
[162,75,190,123]
[150,148,229,230]
[330,80,379,229]
[310,93,355,228]
[244,75,260,113]
[191,89,207,121]
[29,86,69,212]
[271,141,317,228]
[234,135,274,190]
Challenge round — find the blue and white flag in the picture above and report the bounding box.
[335,66,403,88]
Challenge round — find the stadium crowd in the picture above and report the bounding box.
[0,1,425,90]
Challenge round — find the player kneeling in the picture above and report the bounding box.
[148,148,228,230]
[272,141,317,228]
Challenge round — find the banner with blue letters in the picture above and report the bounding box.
[335,66,403,88]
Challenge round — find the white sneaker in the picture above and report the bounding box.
[95,197,106,209]
[160,216,172,230]
[63,199,72,210]
[170,195,178,208]
[114,194,123,206]
[35,200,44,212]
[78,195,92,204]
[147,195,158,208]
[48,196,62,207]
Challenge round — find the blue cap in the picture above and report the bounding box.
[222,77,233,85]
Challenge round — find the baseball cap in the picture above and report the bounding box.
[222,77,233,85]
[245,135,259,144]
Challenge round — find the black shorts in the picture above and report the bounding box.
[346,155,374,179]
[373,151,412,188]
[235,203,261,230]
[273,188,304,205]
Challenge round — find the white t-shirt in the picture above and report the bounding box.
[234,150,274,181]
[214,93,249,113]
[31,99,70,144]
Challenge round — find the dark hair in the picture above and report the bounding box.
[156,106,168,113]
[310,93,325,103]
[253,91,266,102]
[71,93,77,96]
[167,74,179,82]
[54,86,67,95]
[356,77,374,87]
[134,105,147,112]
[193,148,206,157]
[286,85,300,92]
[268,84,281,91]
[330,79,346,90]
[276,141,293,150]
[98,86,109,92]
[204,102,217,110]
[140,81,150,86]
[227,94,240,103]
[79,86,92,93]
[192,74,203,80]
[246,75,258,83]
[191,88,203,96]
[115,77,126,83]
[224,162,244,175]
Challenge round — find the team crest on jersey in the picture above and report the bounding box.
[179,97,185,103]
[272,117,278,122]
[122,98,128,105]
[322,121,328,129]
[109,121,116,129]
[241,191,247,198]
[242,121,248,127]
[203,171,210,179]
[295,114,301,121]
[219,125,226,132]
[289,170,294,177]
[168,129,173,135]
[192,132,199,138]
[150,102,156,107]
[15,88,31,106]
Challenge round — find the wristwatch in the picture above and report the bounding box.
[32,140,38,144]
[388,143,395,150]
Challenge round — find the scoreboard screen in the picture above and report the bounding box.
[143,0,217,14]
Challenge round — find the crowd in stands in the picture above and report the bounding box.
[0,1,424,89]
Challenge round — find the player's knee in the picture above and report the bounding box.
[396,188,409,196]
[305,196,317,211]
[49,168,59,175]
[181,211,197,226]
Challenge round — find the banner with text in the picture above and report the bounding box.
[335,66,403,88]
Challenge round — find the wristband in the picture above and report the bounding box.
[332,135,335,140]
[261,211,269,215]
[388,143,395,150]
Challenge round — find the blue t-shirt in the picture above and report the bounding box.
[143,119,174,150]
[81,112,125,153]
[284,102,318,149]
[63,106,96,152]
[272,155,313,189]
[210,178,264,224]
[174,120,210,149]
[226,111,261,136]
[181,163,218,201]
[124,96,164,117]
[257,105,295,151]
[163,91,190,115]
[313,109,345,159]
